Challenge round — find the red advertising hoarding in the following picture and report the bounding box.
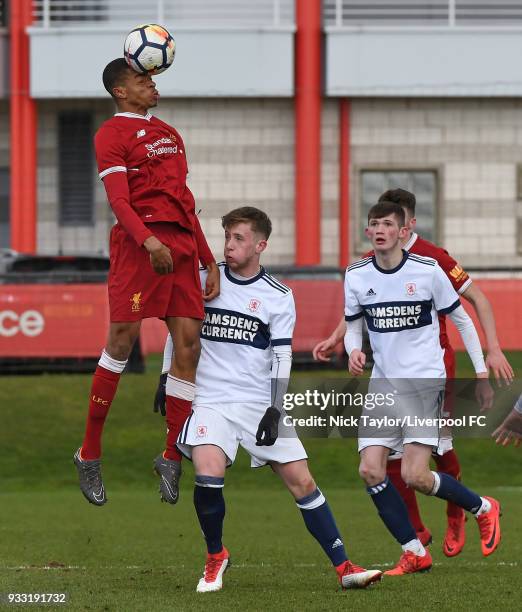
[1,278,520,360]
[0,284,109,358]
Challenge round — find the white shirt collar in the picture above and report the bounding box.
[228,267,261,281]
[403,231,418,252]
[114,112,152,121]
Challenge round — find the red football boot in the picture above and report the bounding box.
[476,497,502,557]
[443,512,466,557]
[196,547,230,593]
[336,561,382,589]
[384,550,432,576]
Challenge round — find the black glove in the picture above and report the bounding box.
[153,372,168,416]
[255,407,280,446]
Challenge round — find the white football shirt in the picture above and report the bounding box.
[195,263,295,404]
[344,251,460,379]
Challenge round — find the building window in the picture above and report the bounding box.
[0,166,9,248]
[58,112,94,226]
[359,170,438,249]
[0,0,6,28]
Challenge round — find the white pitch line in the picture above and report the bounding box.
[2,561,518,571]
[372,561,518,568]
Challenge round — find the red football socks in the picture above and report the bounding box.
[164,395,192,461]
[386,459,426,533]
[433,449,464,519]
[81,366,121,460]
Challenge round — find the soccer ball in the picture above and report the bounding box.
[124,24,175,75]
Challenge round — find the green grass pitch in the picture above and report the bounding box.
[0,353,520,611]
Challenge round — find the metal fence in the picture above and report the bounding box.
[31,0,294,28]
[30,1,522,30]
[324,0,522,27]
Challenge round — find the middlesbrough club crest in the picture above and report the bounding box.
[405,282,416,296]
[196,425,207,438]
[248,298,261,313]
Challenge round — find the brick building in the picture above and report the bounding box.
[2,1,522,267]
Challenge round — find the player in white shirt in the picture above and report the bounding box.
[344,201,502,575]
[313,187,512,557]
[158,207,382,593]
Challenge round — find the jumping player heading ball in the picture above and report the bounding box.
[73,58,219,507]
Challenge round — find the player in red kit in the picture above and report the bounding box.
[313,188,513,557]
[73,58,219,507]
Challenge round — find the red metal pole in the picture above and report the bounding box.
[22,0,37,253]
[10,0,37,253]
[294,0,321,265]
[339,98,350,268]
[9,0,22,250]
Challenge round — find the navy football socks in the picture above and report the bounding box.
[193,475,225,554]
[367,476,417,545]
[296,488,348,566]
[430,471,482,513]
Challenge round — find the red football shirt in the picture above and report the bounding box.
[405,233,472,350]
[95,112,196,241]
[365,232,472,351]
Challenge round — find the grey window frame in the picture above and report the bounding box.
[355,167,440,253]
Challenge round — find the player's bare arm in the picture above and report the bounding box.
[312,315,346,362]
[492,399,522,447]
[203,261,220,301]
[461,283,514,384]
[194,216,219,300]
[143,235,173,274]
[348,350,366,376]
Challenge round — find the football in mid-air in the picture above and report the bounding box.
[124,24,175,75]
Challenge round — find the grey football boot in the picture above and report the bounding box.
[153,454,182,504]
[73,449,107,506]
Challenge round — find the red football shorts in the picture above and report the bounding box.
[108,222,204,322]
